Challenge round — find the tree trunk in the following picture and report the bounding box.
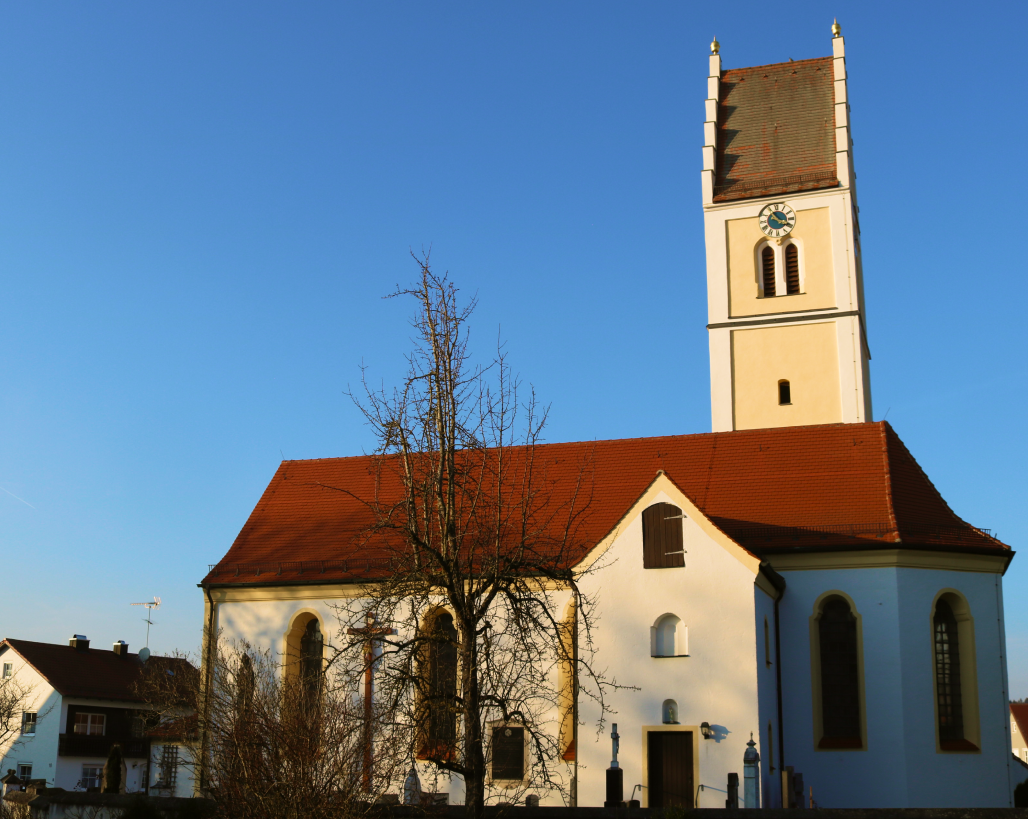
[461,617,485,819]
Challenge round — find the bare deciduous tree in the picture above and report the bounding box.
[139,640,390,819]
[329,255,623,818]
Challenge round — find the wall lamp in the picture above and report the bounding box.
[700,722,714,740]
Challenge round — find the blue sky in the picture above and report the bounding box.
[2,2,1026,694]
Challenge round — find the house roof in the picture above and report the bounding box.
[714,56,838,202]
[0,640,191,703]
[1012,703,1028,738]
[202,422,1007,588]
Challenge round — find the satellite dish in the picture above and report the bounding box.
[138,647,151,663]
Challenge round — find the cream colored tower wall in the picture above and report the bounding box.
[704,186,871,431]
[726,207,836,316]
[732,322,841,429]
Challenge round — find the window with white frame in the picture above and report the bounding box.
[16,764,31,781]
[490,726,526,781]
[20,712,36,735]
[2,663,12,678]
[80,766,102,790]
[73,713,105,736]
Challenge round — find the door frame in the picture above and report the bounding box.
[641,725,701,808]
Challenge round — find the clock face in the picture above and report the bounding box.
[758,203,796,238]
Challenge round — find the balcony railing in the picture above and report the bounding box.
[58,733,147,759]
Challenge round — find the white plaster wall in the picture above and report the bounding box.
[150,742,196,798]
[777,565,1011,807]
[0,646,61,786]
[574,489,764,808]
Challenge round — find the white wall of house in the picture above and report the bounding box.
[777,564,1012,808]
[149,741,195,798]
[0,647,61,787]
[575,487,769,809]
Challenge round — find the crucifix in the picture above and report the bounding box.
[348,611,396,789]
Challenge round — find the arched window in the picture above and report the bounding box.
[813,595,863,749]
[778,380,791,405]
[761,246,776,297]
[651,614,687,657]
[642,503,685,569]
[420,610,458,757]
[932,593,980,751]
[299,618,324,700]
[785,243,800,295]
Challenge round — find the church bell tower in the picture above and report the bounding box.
[701,25,872,432]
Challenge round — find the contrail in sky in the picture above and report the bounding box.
[0,486,36,509]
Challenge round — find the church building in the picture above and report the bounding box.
[199,27,1017,809]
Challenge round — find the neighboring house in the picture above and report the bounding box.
[198,27,1017,810]
[1011,704,1028,765]
[0,636,195,798]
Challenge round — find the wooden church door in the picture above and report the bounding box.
[647,731,694,808]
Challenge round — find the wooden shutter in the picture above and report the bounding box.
[642,503,685,569]
[785,243,800,294]
[762,246,776,297]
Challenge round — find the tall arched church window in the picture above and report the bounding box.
[932,593,979,751]
[761,246,776,297]
[815,595,863,748]
[778,380,791,405]
[642,503,685,569]
[785,243,800,295]
[299,618,324,700]
[420,610,458,757]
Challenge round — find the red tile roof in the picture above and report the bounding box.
[203,422,1007,587]
[0,639,192,703]
[714,57,838,202]
[1012,703,1028,740]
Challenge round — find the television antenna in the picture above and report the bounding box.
[130,597,161,647]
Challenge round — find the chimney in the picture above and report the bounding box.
[69,635,89,651]
[113,640,129,657]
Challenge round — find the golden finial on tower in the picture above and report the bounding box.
[710,36,720,55]
[832,19,842,37]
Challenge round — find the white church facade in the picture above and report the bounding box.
[199,27,1018,809]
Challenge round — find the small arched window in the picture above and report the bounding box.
[761,246,776,297]
[642,503,685,569]
[420,610,458,758]
[651,614,687,657]
[816,596,862,748]
[785,243,800,295]
[932,594,979,751]
[778,380,791,405]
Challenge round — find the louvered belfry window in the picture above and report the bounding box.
[761,246,776,297]
[818,597,862,748]
[934,600,964,745]
[642,503,685,569]
[785,243,800,294]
